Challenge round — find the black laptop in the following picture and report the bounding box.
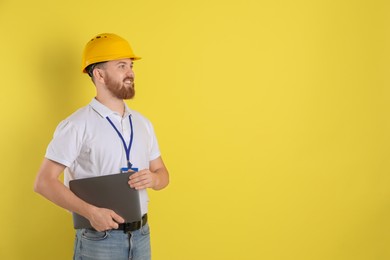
[69,172,142,229]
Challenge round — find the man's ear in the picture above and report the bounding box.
[93,68,104,82]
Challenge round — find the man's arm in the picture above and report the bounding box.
[128,156,169,190]
[34,158,124,231]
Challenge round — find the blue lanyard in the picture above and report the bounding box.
[106,115,134,169]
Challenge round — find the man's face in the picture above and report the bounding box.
[102,59,135,100]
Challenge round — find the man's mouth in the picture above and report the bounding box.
[124,77,133,82]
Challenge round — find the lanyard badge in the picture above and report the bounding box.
[106,115,138,172]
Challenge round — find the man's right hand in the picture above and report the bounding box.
[88,207,125,231]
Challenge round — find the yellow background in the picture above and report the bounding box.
[1,0,390,259]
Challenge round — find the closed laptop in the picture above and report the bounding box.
[69,172,142,229]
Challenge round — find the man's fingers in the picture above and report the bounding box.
[128,170,155,190]
[111,211,125,226]
[129,172,144,184]
[89,208,125,231]
[129,178,152,190]
[129,171,144,180]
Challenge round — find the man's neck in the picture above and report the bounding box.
[95,95,125,116]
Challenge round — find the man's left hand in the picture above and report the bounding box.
[128,169,157,190]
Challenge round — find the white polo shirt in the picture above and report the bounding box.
[45,98,161,215]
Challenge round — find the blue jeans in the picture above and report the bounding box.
[73,223,151,260]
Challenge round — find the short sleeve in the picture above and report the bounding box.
[45,120,83,167]
[147,120,161,161]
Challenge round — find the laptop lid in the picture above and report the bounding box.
[69,172,142,229]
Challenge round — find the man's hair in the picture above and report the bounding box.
[85,62,106,78]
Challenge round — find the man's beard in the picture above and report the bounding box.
[105,74,135,100]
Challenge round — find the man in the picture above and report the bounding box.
[34,33,169,260]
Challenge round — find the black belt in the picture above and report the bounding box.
[116,214,148,233]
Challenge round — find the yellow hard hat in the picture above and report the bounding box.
[81,33,141,73]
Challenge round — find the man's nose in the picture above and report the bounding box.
[126,67,135,78]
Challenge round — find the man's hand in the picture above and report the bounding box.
[128,157,169,191]
[128,169,157,190]
[88,207,125,232]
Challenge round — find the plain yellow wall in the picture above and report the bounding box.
[1,0,390,259]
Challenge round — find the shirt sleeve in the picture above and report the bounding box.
[45,120,83,167]
[147,120,161,161]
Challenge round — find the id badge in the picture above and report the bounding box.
[121,167,139,173]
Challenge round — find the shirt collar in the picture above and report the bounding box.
[89,98,132,118]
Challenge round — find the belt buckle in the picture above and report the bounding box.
[123,221,141,234]
[122,214,147,234]
[123,223,132,234]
